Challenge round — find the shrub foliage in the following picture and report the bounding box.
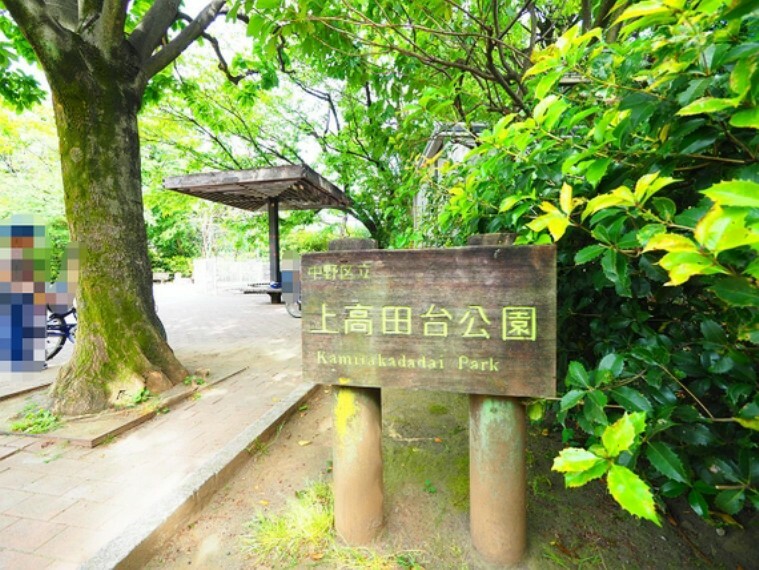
[434,0,758,523]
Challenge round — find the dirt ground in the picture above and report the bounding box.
[147,387,757,570]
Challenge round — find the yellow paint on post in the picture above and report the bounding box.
[334,387,357,443]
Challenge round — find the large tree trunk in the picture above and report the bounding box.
[47,46,187,415]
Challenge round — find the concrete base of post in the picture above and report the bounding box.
[332,386,384,544]
[469,395,527,566]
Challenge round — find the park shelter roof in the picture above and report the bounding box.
[163,164,351,211]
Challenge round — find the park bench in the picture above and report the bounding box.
[152,272,171,283]
[242,282,282,304]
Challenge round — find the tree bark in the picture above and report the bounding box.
[47,43,187,415]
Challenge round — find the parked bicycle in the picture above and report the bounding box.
[286,294,302,319]
[46,304,77,361]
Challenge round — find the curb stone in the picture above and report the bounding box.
[81,382,318,570]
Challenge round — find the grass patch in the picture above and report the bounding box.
[241,481,425,568]
[11,403,62,434]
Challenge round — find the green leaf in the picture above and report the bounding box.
[534,70,564,100]
[710,277,759,307]
[725,0,759,19]
[709,356,734,374]
[534,95,561,124]
[688,489,709,517]
[560,389,586,411]
[700,320,726,343]
[661,481,688,498]
[526,400,546,421]
[611,387,654,413]
[694,206,759,253]
[746,258,759,279]
[584,390,609,426]
[607,464,660,525]
[586,158,611,188]
[702,180,759,208]
[544,98,570,130]
[734,416,759,431]
[643,233,698,253]
[499,195,524,212]
[658,251,729,286]
[583,186,635,220]
[566,361,591,388]
[633,173,679,205]
[651,197,677,220]
[677,97,740,116]
[562,150,593,174]
[729,58,755,97]
[564,461,610,488]
[575,244,606,265]
[552,447,605,473]
[524,56,561,78]
[616,1,671,22]
[730,108,759,129]
[598,353,624,377]
[528,202,571,241]
[671,423,717,446]
[601,249,632,297]
[679,132,718,155]
[715,489,746,515]
[628,412,647,437]
[645,441,690,484]
[637,224,666,246]
[602,414,637,457]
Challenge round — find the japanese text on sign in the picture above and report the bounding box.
[310,303,538,341]
[307,263,371,281]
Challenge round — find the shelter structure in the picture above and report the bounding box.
[164,165,351,302]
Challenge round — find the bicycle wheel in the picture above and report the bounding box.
[285,300,302,318]
[46,315,66,361]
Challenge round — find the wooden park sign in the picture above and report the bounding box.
[301,241,556,566]
[302,245,556,398]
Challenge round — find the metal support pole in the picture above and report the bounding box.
[267,198,281,285]
[333,386,384,544]
[469,395,527,566]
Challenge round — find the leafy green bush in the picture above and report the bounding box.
[435,0,758,523]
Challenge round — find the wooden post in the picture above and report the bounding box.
[333,385,384,543]
[267,198,281,286]
[466,233,525,566]
[469,395,527,566]
[329,238,383,544]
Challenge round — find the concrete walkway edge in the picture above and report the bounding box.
[82,382,318,570]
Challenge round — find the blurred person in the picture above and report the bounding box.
[0,215,78,375]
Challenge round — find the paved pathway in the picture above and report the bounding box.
[0,285,304,568]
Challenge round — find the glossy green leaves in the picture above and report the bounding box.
[553,413,660,525]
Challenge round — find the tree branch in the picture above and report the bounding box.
[93,0,128,50]
[3,0,74,66]
[176,12,259,85]
[581,0,592,32]
[142,0,226,79]
[128,0,182,61]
